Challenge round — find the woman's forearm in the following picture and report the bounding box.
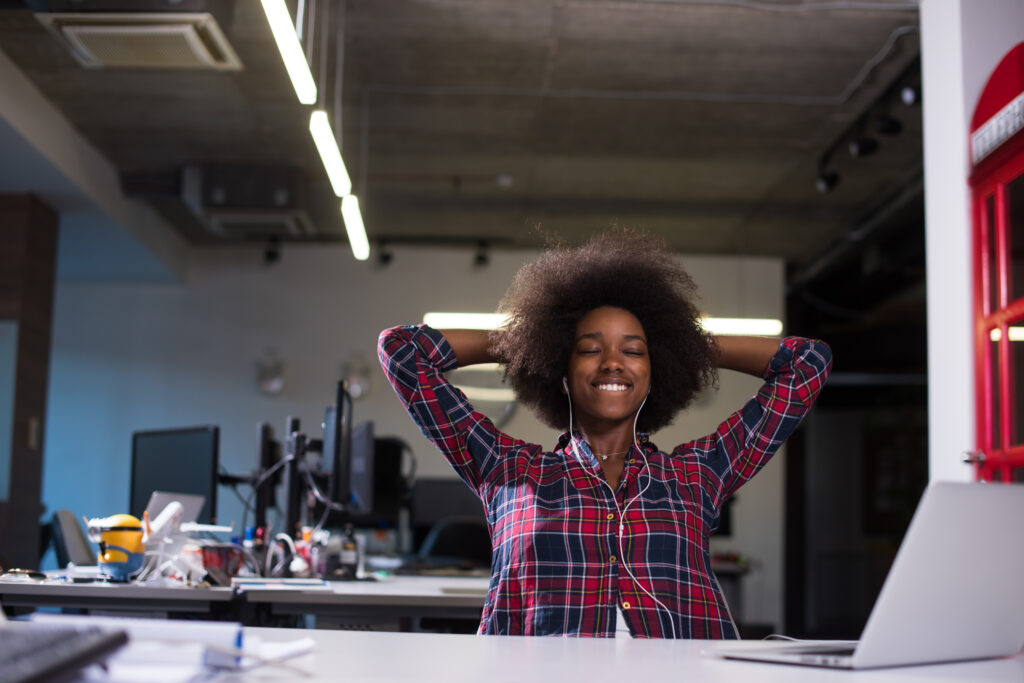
[439,329,499,367]
[713,335,782,378]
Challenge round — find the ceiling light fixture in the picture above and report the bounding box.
[422,312,782,337]
[261,0,317,105]
[816,170,840,194]
[700,317,784,337]
[900,85,920,107]
[341,195,369,261]
[848,137,879,158]
[874,113,903,136]
[423,313,511,330]
[310,110,352,196]
[474,241,491,267]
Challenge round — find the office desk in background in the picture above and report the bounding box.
[0,580,237,618]
[218,627,1024,683]
[239,574,489,630]
[0,574,488,631]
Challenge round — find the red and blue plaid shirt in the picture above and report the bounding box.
[378,325,832,638]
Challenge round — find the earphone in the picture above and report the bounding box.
[563,380,678,639]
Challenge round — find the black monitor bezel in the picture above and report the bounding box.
[129,425,220,524]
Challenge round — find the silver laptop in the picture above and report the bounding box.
[717,481,1024,669]
[144,490,205,525]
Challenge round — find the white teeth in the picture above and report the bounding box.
[596,384,628,392]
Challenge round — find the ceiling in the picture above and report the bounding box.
[0,0,926,369]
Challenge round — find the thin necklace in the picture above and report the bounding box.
[593,448,630,462]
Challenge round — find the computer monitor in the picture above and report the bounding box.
[346,421,375,515]
[255,421,281,529]
[129,426,219,524]
[321,381,375,516]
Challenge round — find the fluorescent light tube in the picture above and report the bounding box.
[261,0,317,105]
[310,111,352,197]
[700,317,784,336]
[341,195,369,261]
[423,313,511,330]
[423,313,782,336]
[458,386,517,402]
[989,327,1024,342]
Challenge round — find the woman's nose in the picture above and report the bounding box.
[599,350,624,371]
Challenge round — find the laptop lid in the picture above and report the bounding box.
[851,481,1024,668]
[717,482,1024,669]
[145,491,206,525]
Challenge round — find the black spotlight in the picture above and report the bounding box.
[874,114,902,136]
[264,236,281,266]
[474,240,490,268]
[816,171,839,194]
[377,240,393,267]
[849,137,879,158]
[900,85,920,107]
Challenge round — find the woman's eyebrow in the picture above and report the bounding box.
[575,332,647,343]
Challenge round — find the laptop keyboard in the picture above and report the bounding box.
[0,623,128,683]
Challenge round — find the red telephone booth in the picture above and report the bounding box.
[970,42,1024,482]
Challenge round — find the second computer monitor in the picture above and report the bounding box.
[322,383,374,516]
[129,425,219,524]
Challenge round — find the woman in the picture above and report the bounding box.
[378,229,831,638]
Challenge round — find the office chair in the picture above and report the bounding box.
[50,510,96,567]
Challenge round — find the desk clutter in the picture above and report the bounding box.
[3,614,315,682]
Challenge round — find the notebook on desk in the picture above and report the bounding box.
[716,481,1024,670]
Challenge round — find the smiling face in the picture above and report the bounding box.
[565,306,652,430]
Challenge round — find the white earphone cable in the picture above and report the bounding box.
[564,380,677,639]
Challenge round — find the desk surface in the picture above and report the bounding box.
[239,574,489,607]
[0,574,487,623]
[220,628,1024,683]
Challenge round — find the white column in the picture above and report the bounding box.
[921,0,974,482]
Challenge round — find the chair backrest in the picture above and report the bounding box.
[51,510,96,567]
[417,515,491,567]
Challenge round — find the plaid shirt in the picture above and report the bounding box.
[379,325,832,638]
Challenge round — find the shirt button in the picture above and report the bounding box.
[622,602,631,610]
[628,458,635,464]
[606,513,615,521]
[609,555,617,563]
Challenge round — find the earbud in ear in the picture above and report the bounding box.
[562,377,569,393]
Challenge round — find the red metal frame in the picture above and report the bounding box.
[972,142,1024,481]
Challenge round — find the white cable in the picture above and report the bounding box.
[566,386,677,639]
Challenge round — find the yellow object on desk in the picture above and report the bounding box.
[85,514,145,582]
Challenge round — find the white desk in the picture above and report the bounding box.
[0,579,236,617]
[219,628,1024,682]
[0,575,487,629]
[239,575,489,628]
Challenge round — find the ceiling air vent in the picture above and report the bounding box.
[181,165,316,240]
[35,13,242,70]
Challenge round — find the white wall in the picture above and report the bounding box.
[921,0,1024,481]
[42,243,788,627]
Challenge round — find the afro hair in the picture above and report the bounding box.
[490,227,717,433]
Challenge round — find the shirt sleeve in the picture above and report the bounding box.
[377,324,534,496]
[682,337,833,510]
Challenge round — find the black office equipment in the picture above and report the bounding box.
[254,421,282,530]
[410,478,486,552]
[129,426,219,524]
[320,382,374,517]
[343,421,375,516]
[0,623,128,683]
